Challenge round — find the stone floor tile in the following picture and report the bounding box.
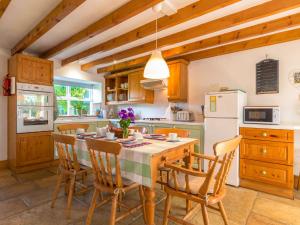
[0,197,88,225]
[0,182,38,201]
[0,169,12,177]
[20,186,64,208]
[33,174,59,189]
[246,213,288,225]
[0,197,28,220]
[257,191,300,208]
[0,175,18,188]
[13,170,54,183]
[252,197,300,225]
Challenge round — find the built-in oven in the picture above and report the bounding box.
[17,83,54,133]
[243,106,280,125]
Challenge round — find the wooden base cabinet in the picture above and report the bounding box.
[240,127,294,199]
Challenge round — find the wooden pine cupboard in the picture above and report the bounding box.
[8,54,54,173]
[239,127,294,199]
[9,54,53,86]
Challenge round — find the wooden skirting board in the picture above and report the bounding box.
[0,160,8,169]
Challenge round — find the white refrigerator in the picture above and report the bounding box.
[204,90,247,187]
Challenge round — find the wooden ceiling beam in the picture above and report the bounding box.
[183,28,300,61]
[97,12,300,73]
[0,0,11,18]
[85,0,300,71]
[40,0,163,59]
[11,0,86,55]
[62,0,239,66]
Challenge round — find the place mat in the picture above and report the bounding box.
[143,136,167,141]
[122,142,152,148]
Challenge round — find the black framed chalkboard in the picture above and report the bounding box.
[256,58,279,94]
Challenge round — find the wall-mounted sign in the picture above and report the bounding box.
[256,58,279,94]
[288,69,300,90]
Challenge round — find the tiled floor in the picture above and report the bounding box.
[0,168,299,225]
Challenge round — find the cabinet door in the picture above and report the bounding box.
[17,132,54,166]
[18,57,36,83]
[128,72,145,102]
[168,60,188,102]
[35,61,53,85]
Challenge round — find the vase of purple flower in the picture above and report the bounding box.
[118,107,135,138]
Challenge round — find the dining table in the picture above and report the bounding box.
[74,135,199,225]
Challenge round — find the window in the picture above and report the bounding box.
[54,81,101,116]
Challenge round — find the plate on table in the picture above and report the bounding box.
[104,137,118,141]
[117,137,135,144]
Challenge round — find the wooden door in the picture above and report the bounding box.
[128,71,145,102]
[35,61,53,85]
[16,132,54,166]
[18,56,36,83]
[167,60,188,102]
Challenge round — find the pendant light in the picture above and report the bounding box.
[144,13,170,79]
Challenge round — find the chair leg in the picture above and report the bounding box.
[64,175,70,195]
[297,172,300,190]
[85,189,99,225]
[186,199,192,214]
[218,201,229,225]
[51,173,64,208]
[160,170,164,190]
[138,186,147,224]
[110,193,118,225]
[201,204,209,225]
[66,175,76,218]
[163,194,172,225]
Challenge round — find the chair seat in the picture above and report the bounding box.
[168,172,215,195]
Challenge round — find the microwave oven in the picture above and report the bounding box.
[243,106,280,125]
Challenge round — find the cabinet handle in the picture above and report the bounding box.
[260,147,267,154]
[261,170,267,175]
[261,132,268,137]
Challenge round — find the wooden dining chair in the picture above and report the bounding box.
[57,123,89,134]
[162,135,242,225]
[154,127,190,138]
[129,126,148,134]
[51,133,89,217]
[154,127,190,189]
[85,138,146,225]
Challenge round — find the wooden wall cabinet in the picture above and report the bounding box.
[9,54,53,85]
[167,59,189,102]
[105,68,153,105]
[239,127,294,199]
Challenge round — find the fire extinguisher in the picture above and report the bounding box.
[2,74,11,96]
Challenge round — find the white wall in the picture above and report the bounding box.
[0,48,9,161]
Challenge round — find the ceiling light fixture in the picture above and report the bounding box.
[143,10,170,79]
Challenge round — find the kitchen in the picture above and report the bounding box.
[1,0,300,225]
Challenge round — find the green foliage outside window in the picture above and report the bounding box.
[54,84,66,96]
[57,100,67,115]
[70,101,90,115]
[70,86,88,98]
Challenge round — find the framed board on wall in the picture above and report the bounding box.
[256,58,279,94]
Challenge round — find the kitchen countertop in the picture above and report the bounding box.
[54,117,204,126]
[240,123,300,130]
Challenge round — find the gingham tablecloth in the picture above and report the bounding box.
[75,138,197,188]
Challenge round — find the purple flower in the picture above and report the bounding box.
[127,107,133,112]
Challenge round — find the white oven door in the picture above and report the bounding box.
[17,90,53,107]
[17,106,54,133]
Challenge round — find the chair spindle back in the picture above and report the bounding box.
[52,133,80,172]
[57,123,89,134]
[154,128,190,137]
[86,139,123,189]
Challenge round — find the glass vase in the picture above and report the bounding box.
[122,128,129,139]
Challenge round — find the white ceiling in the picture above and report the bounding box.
[1,0,300,70]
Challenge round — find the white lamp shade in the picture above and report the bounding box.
[144,50,170,79]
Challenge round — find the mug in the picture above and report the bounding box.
[128,129,135,135]
[168,133,178,140]
[134,132,143,139]
[96,127,107,137]
[106,132,115,140]
[76,128,85,134]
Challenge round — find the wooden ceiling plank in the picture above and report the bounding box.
[84,0,300,71]
[11,0,86,55]
[0,0,11,18]
[97,12,300,73]
[41,0,163,59]
[62,0,239,66]
[183,28,300,61]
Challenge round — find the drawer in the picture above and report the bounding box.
[240,127,294,142]
[240,139,293,165]
[240,159,293,188]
